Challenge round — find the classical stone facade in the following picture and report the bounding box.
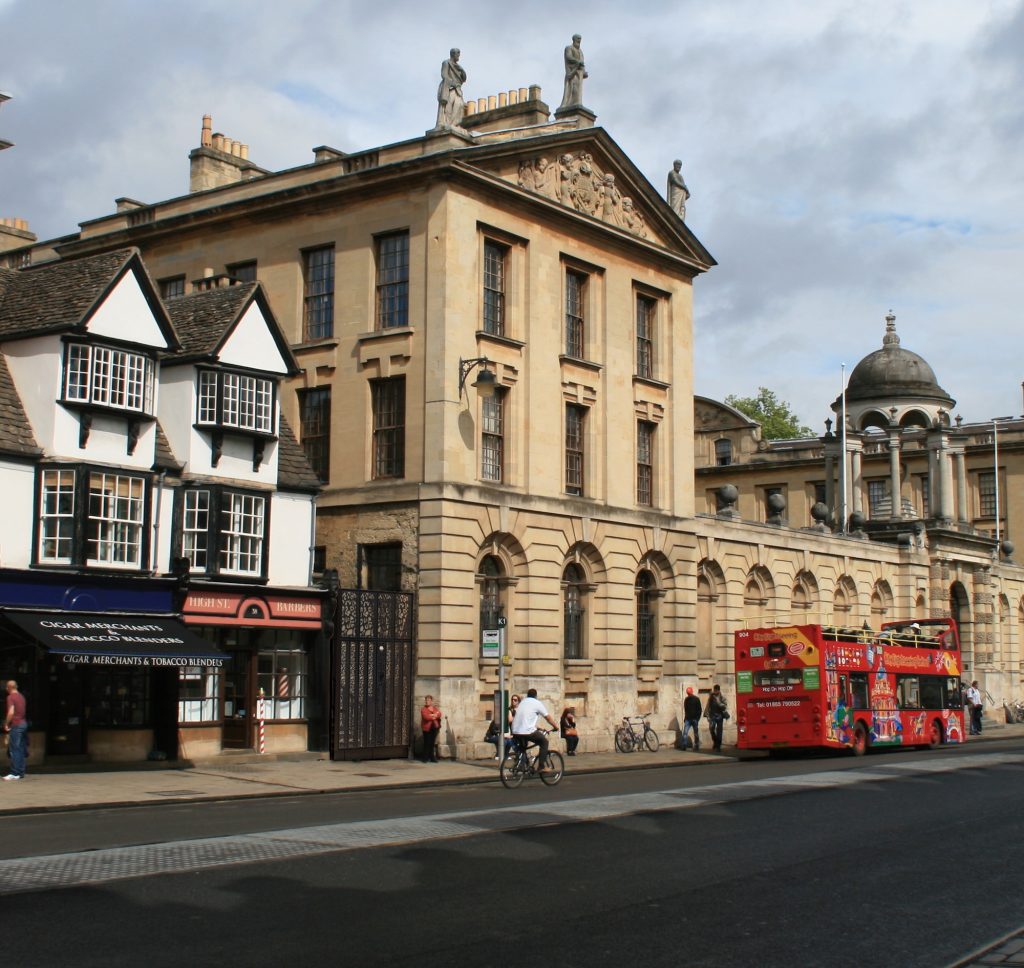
[7,73,1022,758]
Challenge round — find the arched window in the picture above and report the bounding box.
[563,563,588,660]
[871,580,893,624]
[744,569,772,627]
[478,555,505,633]
[635,569,657,660]
[714,438,732,466]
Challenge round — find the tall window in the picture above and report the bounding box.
[38,470,77,563]
[362,543,403,590]
[481,389,505,482]
[64,343,154,414]
[867,479,887,517]
[565,271,586,358]
[372,377,405,478]
[979,471,997,517]
[636,294,655,379]
[715,438,732,466]
[637,421,654,506]
[299,387,331,482]
[563,563,587,660]
[478,555,505,632]
[87,472,145,567]
[483,241,507,336]
[565,404,585,496]
[303,246,335,341]
[226,260,257,283]
[159,276,185,300]
[179,487,267,578]
[197,370,274,434]
[376,232,409,330]
[636,570,656,660]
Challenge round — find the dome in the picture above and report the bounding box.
[844,313,953,406]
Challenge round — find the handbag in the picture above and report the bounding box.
[565,727,578,736]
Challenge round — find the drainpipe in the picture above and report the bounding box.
[151,469,167,574]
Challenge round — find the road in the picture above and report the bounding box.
[4,741,1023,968]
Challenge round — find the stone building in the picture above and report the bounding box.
[4,66,1022,757]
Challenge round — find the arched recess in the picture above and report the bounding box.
[915,592,927,615]
[832,575,858,625]
[635,552,672,662]
[476,533,526,650]
[870,579,894,625]
[900,409,931,429]
[858,410,890,432]
[562,542,605,662]
[997,593,1011,669]
[697,559,725,663]
[950,581,971,665]
[744,565,775,628]
[791,571,819,624]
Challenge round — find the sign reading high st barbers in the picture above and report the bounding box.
[5,611,227,668]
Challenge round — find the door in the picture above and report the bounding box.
[222,650,254,749]
[47,660,86,756]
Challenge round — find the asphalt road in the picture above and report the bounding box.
[4,742,1024,968]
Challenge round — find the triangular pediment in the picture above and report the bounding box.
[463,129,714,269]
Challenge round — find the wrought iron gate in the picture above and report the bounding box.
[331,588,415,760]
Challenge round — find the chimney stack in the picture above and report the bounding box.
[189,114,266,192]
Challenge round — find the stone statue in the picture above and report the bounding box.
[559,34,588,109]
[435,48,467,129]
[667,159,690,219]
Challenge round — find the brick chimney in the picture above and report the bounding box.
[189,114,268,192]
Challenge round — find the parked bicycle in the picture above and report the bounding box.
[499,730,564,788]
[614,714,659,753]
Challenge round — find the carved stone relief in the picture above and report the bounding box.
[516,151,648,239]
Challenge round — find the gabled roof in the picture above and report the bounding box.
[0,352,41,458]
[276,414,322,493]
[163,283,299,374]
[0,248,179,348]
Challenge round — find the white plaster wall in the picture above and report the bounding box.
[157,367,195,465]
[86,269,171,349]
[3,336,61,448]
[149,478,177,573]
[268,491,314,585]
[218,302,290,374]
[0,461,36,568]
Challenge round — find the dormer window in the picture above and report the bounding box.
[197,369,275,435]
[64,342,155,414]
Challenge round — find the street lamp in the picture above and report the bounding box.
[458,357,496,400]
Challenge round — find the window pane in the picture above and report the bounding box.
[565,272,585,358]
[637,422,653,506]
[300,387,331,482]
[87,472,144,566]
[979,472,996,516]
[39,469,76,562]
[220,492,265,575]
[565,405,584,495]
[483,241,506,336]
[178,666,221,722]
[481,390,504,482]
[304,247,335,340]
[257,639,307,720]
[376,233,409,330]
[636,295,654,379]
[372,378,405,478]
[183,489,210,571]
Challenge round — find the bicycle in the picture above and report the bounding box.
[614,714,660,753]
[499,731,565,788]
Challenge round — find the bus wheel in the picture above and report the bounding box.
[928,719,943,749]
[852,725,868,757]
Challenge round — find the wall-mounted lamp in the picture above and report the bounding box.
[458,356,496,399]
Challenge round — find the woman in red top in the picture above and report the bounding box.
[420,695,442,763]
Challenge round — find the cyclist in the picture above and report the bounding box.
[511,687,558,773]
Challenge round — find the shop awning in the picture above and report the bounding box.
[3,611,226,668]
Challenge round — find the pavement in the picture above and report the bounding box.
[3,718,1024,818]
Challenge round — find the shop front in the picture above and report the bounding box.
[181,587,327,757]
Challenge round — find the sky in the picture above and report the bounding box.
[1,0,1022,428]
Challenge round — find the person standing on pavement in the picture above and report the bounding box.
[3,679,27,781]
[705,683,728,752]
[420,695,443,762]
[560,706,579,756]
[681,686,702,751]
[511,687,558,773]
[966,680,983,735]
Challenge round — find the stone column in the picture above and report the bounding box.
[824,453,835,523]
[940,438,955,523]
[888,429,902,520]
[850,444,864,517]
[954,450,968,524]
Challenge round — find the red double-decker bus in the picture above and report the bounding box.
[735,618,966,755]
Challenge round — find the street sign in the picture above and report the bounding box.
[481,629,501,658]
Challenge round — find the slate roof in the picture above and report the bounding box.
[153,421,183,472]
[163,284,258,358]
[277,414,322,493]
[0,352,40,457]
[0,249,139,339]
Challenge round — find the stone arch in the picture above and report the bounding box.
[744,565,775,628]
[475,532,527,653]
[697,559,725,664]
[858,409,891,432]
[900,408,931,429]
[870,579,894,624]
[561,542,606,661]
[950,581,971,667]
[791,570,819,623]
[915,591,927,615]
[833,575,858,625]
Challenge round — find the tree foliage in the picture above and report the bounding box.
[725,387,814,440]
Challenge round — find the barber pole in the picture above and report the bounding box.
[257,688,266,754]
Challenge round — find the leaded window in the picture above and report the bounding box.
[481,389,505,483]
[637,421,654,506]
[303,246,335,341]
[563,563,587,660]
[376,232,409,330]
[299,387,331,482]
[636,294,655,379]
[565,271,585,358]
[483,241,507,336]
[372,377,405,478]
[565,404,585,496]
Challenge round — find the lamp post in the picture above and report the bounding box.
[458,357,496,400]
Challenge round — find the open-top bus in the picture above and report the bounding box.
[735,618,965,755]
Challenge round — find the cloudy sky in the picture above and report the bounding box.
[1,0,1021,427]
